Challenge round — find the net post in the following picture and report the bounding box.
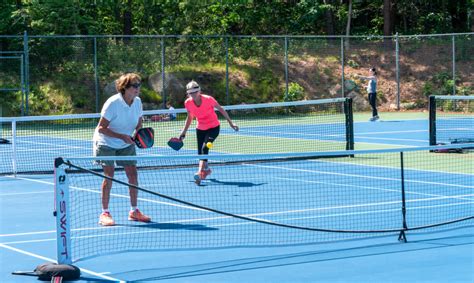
[344,98,354,151]
[398,151,408,243]
[54,157,72,264]
[12,120,17,176]
[428,95,436,146]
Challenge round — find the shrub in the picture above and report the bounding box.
[284,82,305,102]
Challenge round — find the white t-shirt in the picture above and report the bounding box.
[169,106,176,120]
[93,93,143,149]
[366,77,377,93]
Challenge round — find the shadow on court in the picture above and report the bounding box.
[118,222,218,231]
[112,230,474,282]
[207,178,266,187]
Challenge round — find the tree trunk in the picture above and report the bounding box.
[472,10,474,31]
[323,0,335,35]
[345,0,352,37]
[123,0,133,36]
[383,0,393,36]
[449,0,468,32]
[345,0,352,50]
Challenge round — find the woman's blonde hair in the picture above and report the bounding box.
[186,80,201,94]
[116,73,141,94]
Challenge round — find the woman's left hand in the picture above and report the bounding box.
[230,123,239,132]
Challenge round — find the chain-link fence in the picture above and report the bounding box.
[0,33,472,116]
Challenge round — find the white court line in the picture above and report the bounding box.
[1,230,56,237]
[6,175,207,212]
[239,129,345,138]
[248,163,474,189]
[0,191,51,196]
[355,136,427,142]
[313,158,474,176]
[356,129,427,135]
[274,177,474,202]
[0,243,124,282]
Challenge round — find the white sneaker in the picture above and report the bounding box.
[369,116,379,122]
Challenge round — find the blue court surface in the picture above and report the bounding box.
[1,116,473,282]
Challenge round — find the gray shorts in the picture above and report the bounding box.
[94,143,137,167]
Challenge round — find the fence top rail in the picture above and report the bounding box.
[0,56,23,59]
[1,32,473,40]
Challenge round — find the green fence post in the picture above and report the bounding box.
[284,36,289,101]
[23,31,29,116]
[225,36,229,105]
[94,36,100,112]
[161,37,166,108]
[452,35,456,96]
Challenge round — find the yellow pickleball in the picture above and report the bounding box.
[206,142,213,149]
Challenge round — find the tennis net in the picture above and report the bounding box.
[0,98,353,175]
[429,95,474,145]
[54,145,473,264]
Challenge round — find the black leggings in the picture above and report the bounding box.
[368,92,378,117]
[196,125,220,156]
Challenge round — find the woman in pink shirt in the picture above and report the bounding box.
[179,80,239,184]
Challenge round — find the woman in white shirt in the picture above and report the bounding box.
[93,73,151,226]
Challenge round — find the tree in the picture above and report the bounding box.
[323,0,336,34]
[383,0,394,35]
[345,0,353,37]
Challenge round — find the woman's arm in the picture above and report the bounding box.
[179,113,194,139]
[135,117,143,132]
[357,74,376,80]
[215,103,239,131]
[97,117,134,144]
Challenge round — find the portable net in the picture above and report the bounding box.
[54,145,473,263]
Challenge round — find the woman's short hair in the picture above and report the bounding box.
[116,73,141,94]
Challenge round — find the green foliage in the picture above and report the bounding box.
[346,59,359,68]
[0,1,472,115]
[0,90,21,116]
[139,86,161,107]
[285,82,305,102]
[457,85,474,96]
[422,71,458,97]
[28,85,73,115]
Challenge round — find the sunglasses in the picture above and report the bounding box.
[129,83,141,89]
